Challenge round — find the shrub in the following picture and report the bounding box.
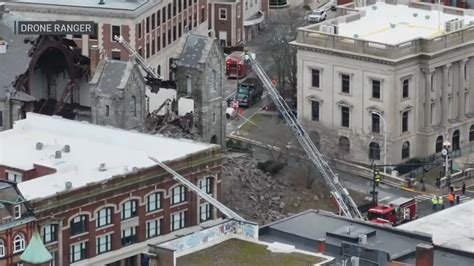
[394,158,423,175]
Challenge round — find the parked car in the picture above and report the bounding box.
[306,9,327,23]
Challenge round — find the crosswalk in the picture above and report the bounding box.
[414,194,471,203]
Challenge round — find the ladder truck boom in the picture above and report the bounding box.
[148,157,245,221]
[114,35,160,80]
[248,57,363,220]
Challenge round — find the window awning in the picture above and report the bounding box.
[244,11,265,26]
[306,94,323,102]
[20,231,53,264]
[336,100,353,108]
[367,105,384,114]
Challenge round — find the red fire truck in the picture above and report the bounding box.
[225,51,249,78]
[367,197,417,226]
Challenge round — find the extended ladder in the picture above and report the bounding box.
[248,57,363,220]
[148,157,245,221]
[114,35,160,80]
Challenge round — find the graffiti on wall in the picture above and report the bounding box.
[160,220,258,252]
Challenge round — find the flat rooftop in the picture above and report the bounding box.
[398,200,474,253]
[176,238,326,266]
[0,113,216,201]
[336,2,474,45]
[10,0,148,10]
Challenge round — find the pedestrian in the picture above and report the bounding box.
[462,182,466,195]
[449,185,454,193]
[431,195,438,211]
[456,195,460,205]
[438,196,444,210]
[448,193,455,207]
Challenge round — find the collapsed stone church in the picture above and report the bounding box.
[0,33,226,147]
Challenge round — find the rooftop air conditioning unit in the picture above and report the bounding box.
[65,181,72,190]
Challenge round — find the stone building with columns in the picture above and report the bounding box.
[292,1,474,165]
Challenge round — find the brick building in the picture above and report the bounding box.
[5,0,210,81]
[0,113,223,265]
[209,0,269,47]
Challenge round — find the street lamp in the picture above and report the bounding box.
[372,112,387,174]
[442,136,451,186]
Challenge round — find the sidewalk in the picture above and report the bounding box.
[401,175,474,195]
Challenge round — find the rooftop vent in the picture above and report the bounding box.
[65,181,72,190]
[36,142,43,150]
[63,145,70,153]
[425,15,430,20]
[372,5,377,10]
[98,0,105,5]
[358,234,367,245]
[413,13,418,17]
[346,225,352,235]
[99,163,107,172]
[353,34,359,38]
[132,167,139,172]
[390,23,396,28]
[55,151,61,159]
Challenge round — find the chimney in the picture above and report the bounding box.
[416,243,434,266]
[318,238,326,253]
[90,45,100,80]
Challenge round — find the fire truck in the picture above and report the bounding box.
[225,51,250,78]
[367,197,417,226]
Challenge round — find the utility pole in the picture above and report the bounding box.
[371,163,379,206]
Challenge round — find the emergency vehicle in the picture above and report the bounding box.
[367,197,417,226]
[225,51,249,78]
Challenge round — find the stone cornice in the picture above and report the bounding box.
[291,41,474,67]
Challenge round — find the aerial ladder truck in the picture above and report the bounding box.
[115,35,362,220]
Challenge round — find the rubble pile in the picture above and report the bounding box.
[221,153,294,224]
[146,111,199,140]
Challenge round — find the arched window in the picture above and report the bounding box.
[121,200,138,220]
[369,142,380,160]
[70,215,89,235]
[402,141,410,159]
[13,233,25,253]
[338,136,350,153]
[0,239,5,257]
[435,136,443,153]
[132,96,137,117]
[97,207,114,228]
[470,125,474,142]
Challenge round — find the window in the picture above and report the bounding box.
[171,211,186,231]
[168,28,171,44]
[146,42,150,58]
[70,242,87,263]
[402,141,410,159]
[341,74,350,93]
[173,25,176,41]
[168,3,171,19]
[121,227,137,246]
[341,106,350,128]
[121,200,138,220]
[152,39,156,55]
[70,215,88,235]
[184,0,187,9]
[132,95,137,117]
[311,69,320,88]
[96,234,112,254]
[14,205,21,219]
[147,193,162,212]
[43,224,58,244]
[179,0,182,12]
[435,136,443,153]
[372,80,381,99]
[105,105,110,117]
[90,23,98,40]
[171,185,187,204]
[162,32,166,48]
[162,7,166,23]
[338,136,350,153]
[402,111,409,133]
[0,111,3,127]
[200,203,212,222]
[157,37,161,52]
[111,25,120,40]
[201,7,205,23]
[198,177,213,194]
[97,207,113,228]
[152,14,155,30]
[111,51,121,60]
[179,22,182,37]
[212,113,216,123]
[245,1,248,10]
[369,142,381,160]
[146,219,162,239]
[372,113,380,133]
[402,79,409,98]
[219,8,227,20]
[138,23,142,39]
[0,239,5,257]
[13,233,25,253]
[50,250,58,266]
[7,171,22,183]
[173,0,177,16]
[237,5,241,18]
[157,11,161,27]
[146,17,150,33]
[469,125,474,142]
[311,101,320,122]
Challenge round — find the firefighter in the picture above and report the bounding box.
[448,193,455,207]
[438,196,444,210]
[375,172,381,187]
[232,98,240,120]
[431,195,438,211]
[462,182,466,195]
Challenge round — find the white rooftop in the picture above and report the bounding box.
[0,113,215,201]
[398,200,474,253]
[337,2,474,45]
[11,0,148,10]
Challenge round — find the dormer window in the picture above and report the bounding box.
[14,205,21,219]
